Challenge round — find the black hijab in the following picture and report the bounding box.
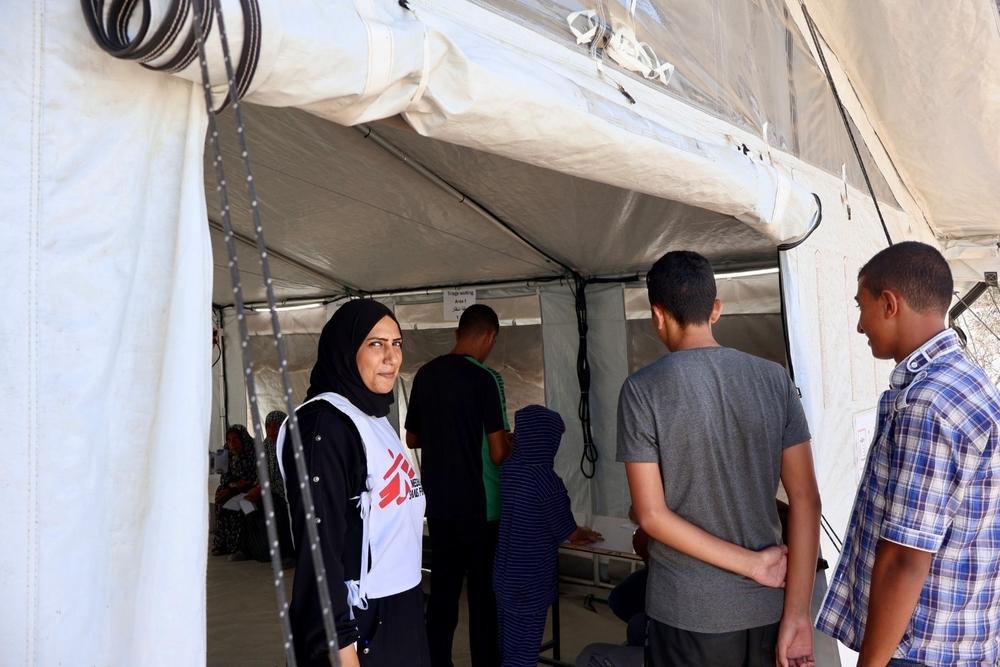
[305,299,399,417]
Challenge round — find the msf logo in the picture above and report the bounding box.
[379,449,417,509]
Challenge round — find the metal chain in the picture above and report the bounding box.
[191,1,341,664]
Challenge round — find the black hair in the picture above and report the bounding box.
[858,241,952,315]
[457,304,500,337]
[265,410,287,428]
[646,251,717,326]
[225,424,255,449]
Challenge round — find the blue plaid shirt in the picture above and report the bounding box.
[816,329,1000,665]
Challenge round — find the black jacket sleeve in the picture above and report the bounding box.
[283,401,367,665]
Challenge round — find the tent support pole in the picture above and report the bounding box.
[949,282,991,326]
[208,218,356,292]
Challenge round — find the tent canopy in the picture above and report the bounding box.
[209,106,781,305]
[207,0,1000,306]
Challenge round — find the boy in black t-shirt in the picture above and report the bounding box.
[405,305,511,667]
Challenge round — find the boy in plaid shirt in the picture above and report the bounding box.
[816,242,1000,666]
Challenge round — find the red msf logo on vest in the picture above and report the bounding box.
[378,449,417,509]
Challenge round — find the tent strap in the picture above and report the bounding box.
[190,1,339,663]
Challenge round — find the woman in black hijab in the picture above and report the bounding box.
[280,299,429,667]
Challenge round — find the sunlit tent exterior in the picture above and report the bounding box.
[3,1,998,665]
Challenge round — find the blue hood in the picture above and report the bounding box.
[508,404,565,467]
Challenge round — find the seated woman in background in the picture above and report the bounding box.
[278,299,429,667]
[240,410,296,563]
[212,424,258,556]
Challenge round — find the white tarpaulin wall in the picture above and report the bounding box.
[4,0,997,665]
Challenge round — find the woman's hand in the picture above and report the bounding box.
[748,544,788,588]
[569,526,603,545]
[215,487,235,505]
[244,485,262,504]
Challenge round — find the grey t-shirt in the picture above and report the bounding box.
[616,346,810,633]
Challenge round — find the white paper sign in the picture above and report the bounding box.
[444,289,476,321]
[853,408,878,481]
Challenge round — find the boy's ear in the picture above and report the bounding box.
[709,298,723,324]
[650,303,674,345]
[881,289,901,319]
[481,329,498,353]
[651,303,667,330]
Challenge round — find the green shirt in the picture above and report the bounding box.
[465,357,509,521]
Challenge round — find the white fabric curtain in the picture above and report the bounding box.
[541,283,630,519]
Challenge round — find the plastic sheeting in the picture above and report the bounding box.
[624,271,782,319]
[208,102,784,303]
[3,3,215,664]
[200,0,968,306]
[626,315,787,374]
[472,0,897,206]
[395,324,546,442]
[196,0,850,306]
[799,1,1000,244]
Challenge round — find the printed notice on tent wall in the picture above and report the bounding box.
[444,289,476,321]
[853,408,878,481]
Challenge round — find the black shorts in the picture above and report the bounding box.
[645,618,779,667]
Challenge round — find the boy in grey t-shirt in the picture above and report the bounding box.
[617,251,821,667]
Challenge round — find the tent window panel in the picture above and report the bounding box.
[244,333,320,427]
[627,314,787,375]
[396,324,546,444]
[624,272,787,373]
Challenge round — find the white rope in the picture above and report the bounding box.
[566,9,675,86]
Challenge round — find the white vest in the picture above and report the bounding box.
[278,392,425,607]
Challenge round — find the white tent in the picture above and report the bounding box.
[3,1,997,666]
